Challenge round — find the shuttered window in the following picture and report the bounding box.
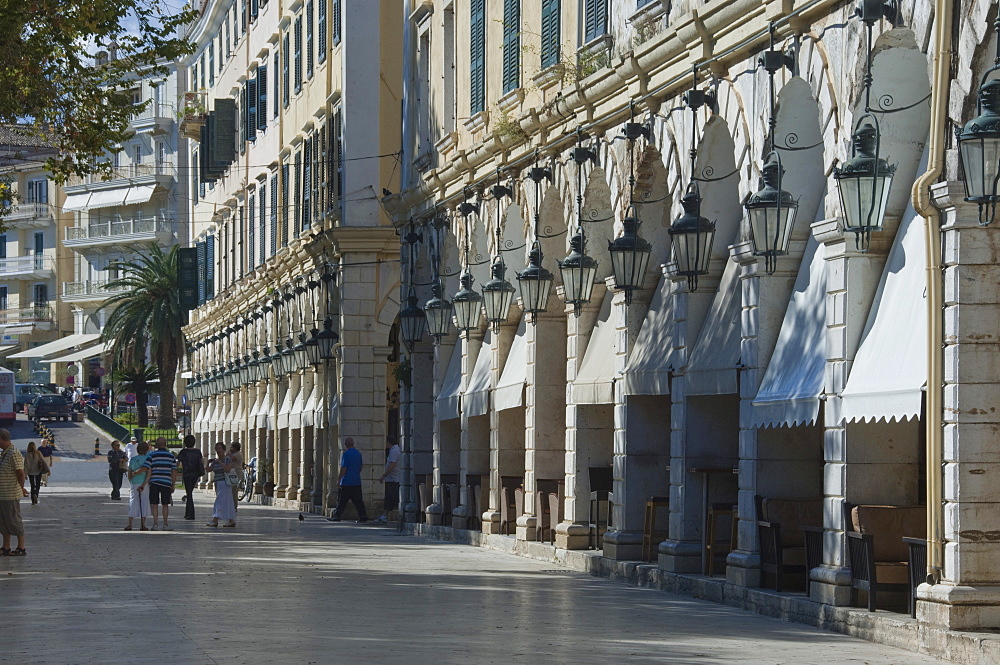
[270,175,278,255]
[248,194,256,268]
[470,0,486,114]
[502,0,519,94]
[196,241,207,305]
[306,1,314,79]
[302,138,312,229]
[294,17,303,93]
[209,42,215,87]
[259,183,267,264]
[250,0,258,21]
[280,161,289,247]
[247,79,257,142]
[205,235,215,300]
[540,0,560,69]
[318,0,327,63]
[257,65,267,129]
[293,150,302,236]
[282,32,290,107]
[584,0,607,42]
[333,0,341,45]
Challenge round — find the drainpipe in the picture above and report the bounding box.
[910,0,953,584]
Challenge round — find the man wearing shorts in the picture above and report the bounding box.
[377,438,401,523]
[145,437,178,531]
[0,428,28,555]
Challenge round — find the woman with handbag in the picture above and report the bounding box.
[206,442,237,528]
[23,442,48,505]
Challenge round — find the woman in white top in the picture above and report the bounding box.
[207,442,236,527]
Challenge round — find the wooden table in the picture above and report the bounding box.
[689,466,738,575]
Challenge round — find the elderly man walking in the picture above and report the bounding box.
[0,428,28,555]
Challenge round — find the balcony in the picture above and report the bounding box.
[61,280,128,304]
[63,161,176,191]
[64,214,175,251]
[5,202,53,229]
[179,91,207,141]
[130,102,176,136]
[0,304,54,332]
[0,255,54,280]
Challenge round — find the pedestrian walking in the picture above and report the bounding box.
[37,439,55,487]
[376,437,401,523]
[0,428,28,555]
[106,440,127,500]
[146,437,178,531]
[125,441,151,531]
[327,437,368,522]
[228,441,244,509]
[206,442,236,528]
[23,442,48,505]
[124,436,138,460]
[177,434,205,520]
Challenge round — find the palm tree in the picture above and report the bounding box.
[100,244,186,429]
[112,364,159,428]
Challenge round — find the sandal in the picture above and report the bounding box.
[9,548,26,556]
[206,522,218,527]
[222,523,236,528]
[0,547,9,556]
[123,526,132,531]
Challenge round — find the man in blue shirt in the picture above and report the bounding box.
[145,437,178,531]
[327,437,368,522]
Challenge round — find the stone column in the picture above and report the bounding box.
[405,346,434,522]
[285,374,302,502]
[658,265,723,573]
[297,372,314,504]
[556,296,602,550]
[428,334,457,525]
[254,382,267,494]
[275,378,290,499]
[917,182,1000,630]
[482,311,520,534]
[310,365,326,507]
[604,284,659,561]
[518,308,566,542]
[726,240,801,586]
[454,330,485,529]
[809,217,891,605]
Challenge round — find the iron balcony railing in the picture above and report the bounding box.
[5,202,53,223]
[65,215,173,241]
[64,161,176,187]
[61,280,128,298]
[0,255,52,274]
[0,304,53,325]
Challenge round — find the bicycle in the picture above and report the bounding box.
[239,457,256,502]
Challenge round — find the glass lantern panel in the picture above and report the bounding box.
[839,174,892,233]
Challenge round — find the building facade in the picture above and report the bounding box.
[391,0,1000,642]
[181,0,403,514]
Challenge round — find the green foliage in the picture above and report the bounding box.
[0,1,197,183]
[114,412,138,426]
[492,107,529,145]
[100,244,185,429]
[393,357,412,388]
[111,363,158,428]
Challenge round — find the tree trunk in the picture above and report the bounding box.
[156,340,178,430]
[136,386,149,428]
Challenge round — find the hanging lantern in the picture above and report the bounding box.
[281,338,295,376]
[399,287,426,350]
[957,78,1000,225]
[610,208,654,302]
[305,329,321,366]
[293,332,308,371]
[317,318,339,360]
[559,227,599,315]
[517,242,554,319]
[746,152,799,272]
[668,183,715,291]
[452,270,482,334]
[190,375,201,400]
[423,280,453,340]
[248,351,262,383]
[481,256,517,332]
[834,120,894,249]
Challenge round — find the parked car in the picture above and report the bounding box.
[15,384,56,412]
[28,394,72,421]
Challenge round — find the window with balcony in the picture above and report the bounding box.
[470,0,486,115]
[133,144,142,166]
[584,0,608,43]
[26,179,47,204]
[0,235,6,259]
[502,0,520,94]
[0,287,8,312]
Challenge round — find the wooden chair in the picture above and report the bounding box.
[499,476,520,535]
[416,482,430,524]
[588,467,614,550]
[843,502,926,612]
[440,474,458,525]
[706,503,734,576]
[755,495,824,593]
[641,496,670,562]
[534,479,562,543]
[514,487,524,533]
[547,491,562,545]
[471,484,482,531]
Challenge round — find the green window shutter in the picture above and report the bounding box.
[247,79,257,142]
[257,65,267,129]
[248,194,256,269]
[306,1,314,79]
[259,183,267,263]
[303,138,312,229]
[502,0,520,94]
[196,241,207,305]
[282,33,290,107]
[333,0,341,45]
[294,17,303,92]
[293,151,302,237]
[470,0,486,114]
[281,162,289,247]
[541,0,560,69]
[584,0,607,42]
[318,0,327,63]
[206,235,215,300]
[270,176,278,254]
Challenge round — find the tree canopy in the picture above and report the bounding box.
[0,1,197,182]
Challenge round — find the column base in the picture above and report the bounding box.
[274,485,288,499]
[516,515,537,542]
[481,511,502,534]
[296,489,310,503]
[918,582,1000,630]
[658,539,701,573]
[809,565,853,606]
[602,529,644,561]
[426,503,443,526]
[451,505,469,530]
[726,550,761,587]
[403,502,419,524]
[554,521,591,550]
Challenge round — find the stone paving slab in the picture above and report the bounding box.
[0,489,950,665]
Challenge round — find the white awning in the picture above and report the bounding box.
[686,258,742,396]
[42,343,106,363]
[494,317,527,411]
[328,392,339,427]
[289,384,310,429]
[463,332,492,418]
[751,237,828,428]
[231,394,248,431]
[181,370,193,379]
[86,188,130,210]
[623,274,675,396]
[9,333,100,359]
[841,206,927,423]
[256,389,274,429]
[301,385,318,428]
[572,291,618,404]
[206,400,219,430]
[436,342,463,421]
[124,185,156,205]
[193,403,205,426]
[1,325,35,335]
[62,192,92,212]
[247,391,263,426]
[0,345,17,356]
[277,384,297,429]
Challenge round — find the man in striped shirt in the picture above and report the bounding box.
[146,438,178,531]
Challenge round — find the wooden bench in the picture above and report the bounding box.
[844,503,926,612]
[755,495,824,594]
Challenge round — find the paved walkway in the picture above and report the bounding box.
[1,473,948,664]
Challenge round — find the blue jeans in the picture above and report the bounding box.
[109,468,124,499]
